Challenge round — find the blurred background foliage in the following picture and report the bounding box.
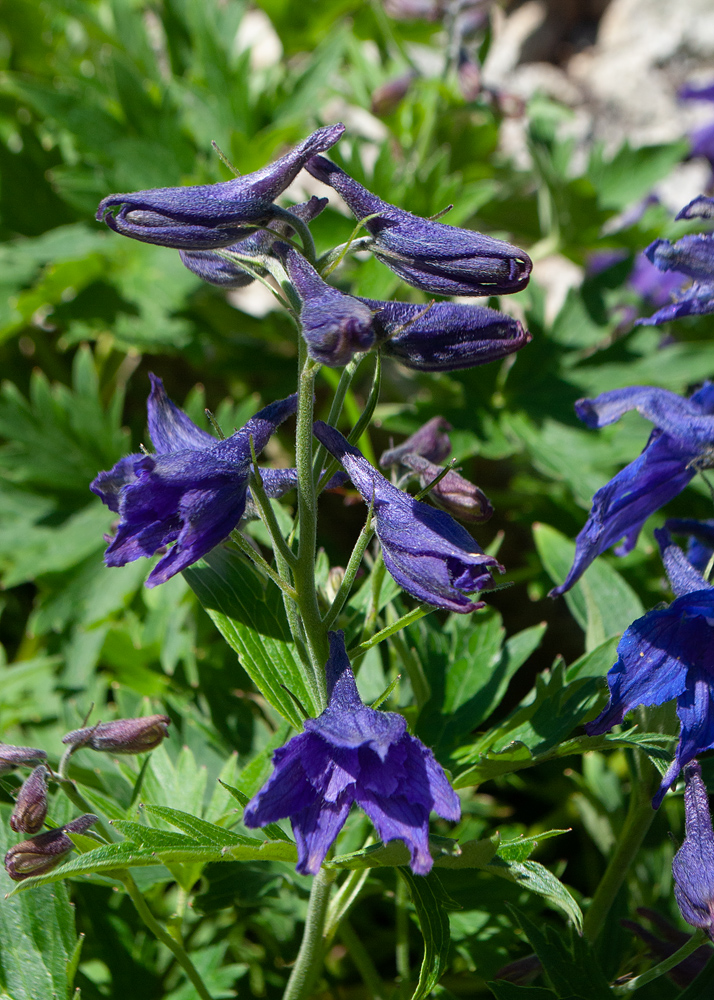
[0,0,712,997]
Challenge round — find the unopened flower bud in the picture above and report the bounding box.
[325,566,345,604]
[62,715,170,755]
[10,765,49,834]
[0,745,47,775]
[5,814,97,882]
[401,453,493,523]
[370,74,415,116]
[673,761,714,939]
[380,416,452,468]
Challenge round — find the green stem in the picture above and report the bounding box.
[270,205,317,265]
[348,605,434,662]
[324,865,371,945]
[583,752,657,942]
[322,514,375,629]
[613,929,709,994]
[395,874,410,999]
[120,872,214,1000]
[313,356,364,489]
[282,868,335,1000]
[248,467,298,568]
[229,529,298,599]
[339,918,387,1000]
[294,340,328,709]
[55,777,114,843]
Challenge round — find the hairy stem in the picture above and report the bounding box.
[613,928,709,994]
[282,868,335,1000]
[120,872,214,1000]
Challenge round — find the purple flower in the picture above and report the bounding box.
[275,245,375,366]
[680,81,714,102]
[5,814,98,882]
[585,529,714,806]
[550,383,714,597]
[179,196,327,288]
[380,416,453,467]
[637,197,714,324]
[91,375,297,586]
[306,156,531,297]
[673,761,714,937]
[96,125,344,250]
[361,298,531,371]
[244,631,460,875]
[313,421,502,612]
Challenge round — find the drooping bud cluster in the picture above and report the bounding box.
[3,715,170,883]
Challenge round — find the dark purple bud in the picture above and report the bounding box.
[307,156,531,297]
[457,51,481,102]
[370,74,415,116]
[673,762,714,939]
[276,245,375,367]
[362,298,531,371]
[10,765,49,834]
[380,416,452,467]
[493,954,542,986]
[0,745,47,775]
[5,814,97,882]
[96,125,344,250]
[62,715,170,754]
[179,196,328,288]
[679,81,714,102]
[400,453,493,523]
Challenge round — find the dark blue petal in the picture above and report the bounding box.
[659,677,714,807]
[574,384,714,445]
[636,282,714,324]
[292,791,354,875]
[677,196,714,221]
[97,126,344,249]
[306,155,531,297]
[147,374,216,453]
[655,527,711,597]
[645,235,714,283]
[666,518,714,573]
[243,734,318,825]
[90,454,142,512]
[357,789,433,874]
[313,421,502,612]
[585,598,698,736]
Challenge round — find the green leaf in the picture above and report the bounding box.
[184,547,316,725]
[533,523,643,650]
[490,861,582,932]
[218,781,292,843]
[0,812,81,1000]
[511,908,611,998]
[589,140,689,210]
[399,869,453,1000]
[141,805,261,847]
[497,830,572,863]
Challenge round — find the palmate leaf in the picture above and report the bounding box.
[184,546,316,726]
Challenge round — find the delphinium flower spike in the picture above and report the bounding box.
[96,124,344,249]
[362,298,531,371]
[585,527,714,806]
[92,375,297,585]
[672,761,714,938]
[550,382,714,597]
[313,421,502,612]
[244,631,460,875]
[306,155,531,296]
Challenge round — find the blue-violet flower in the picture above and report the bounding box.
[313,421,502,612]
[585,527,714,806]
[550,383,714,596]
[91,375,297,586]
[306,155,531,296]
[96,124,344,250]
[244,631,460,875]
